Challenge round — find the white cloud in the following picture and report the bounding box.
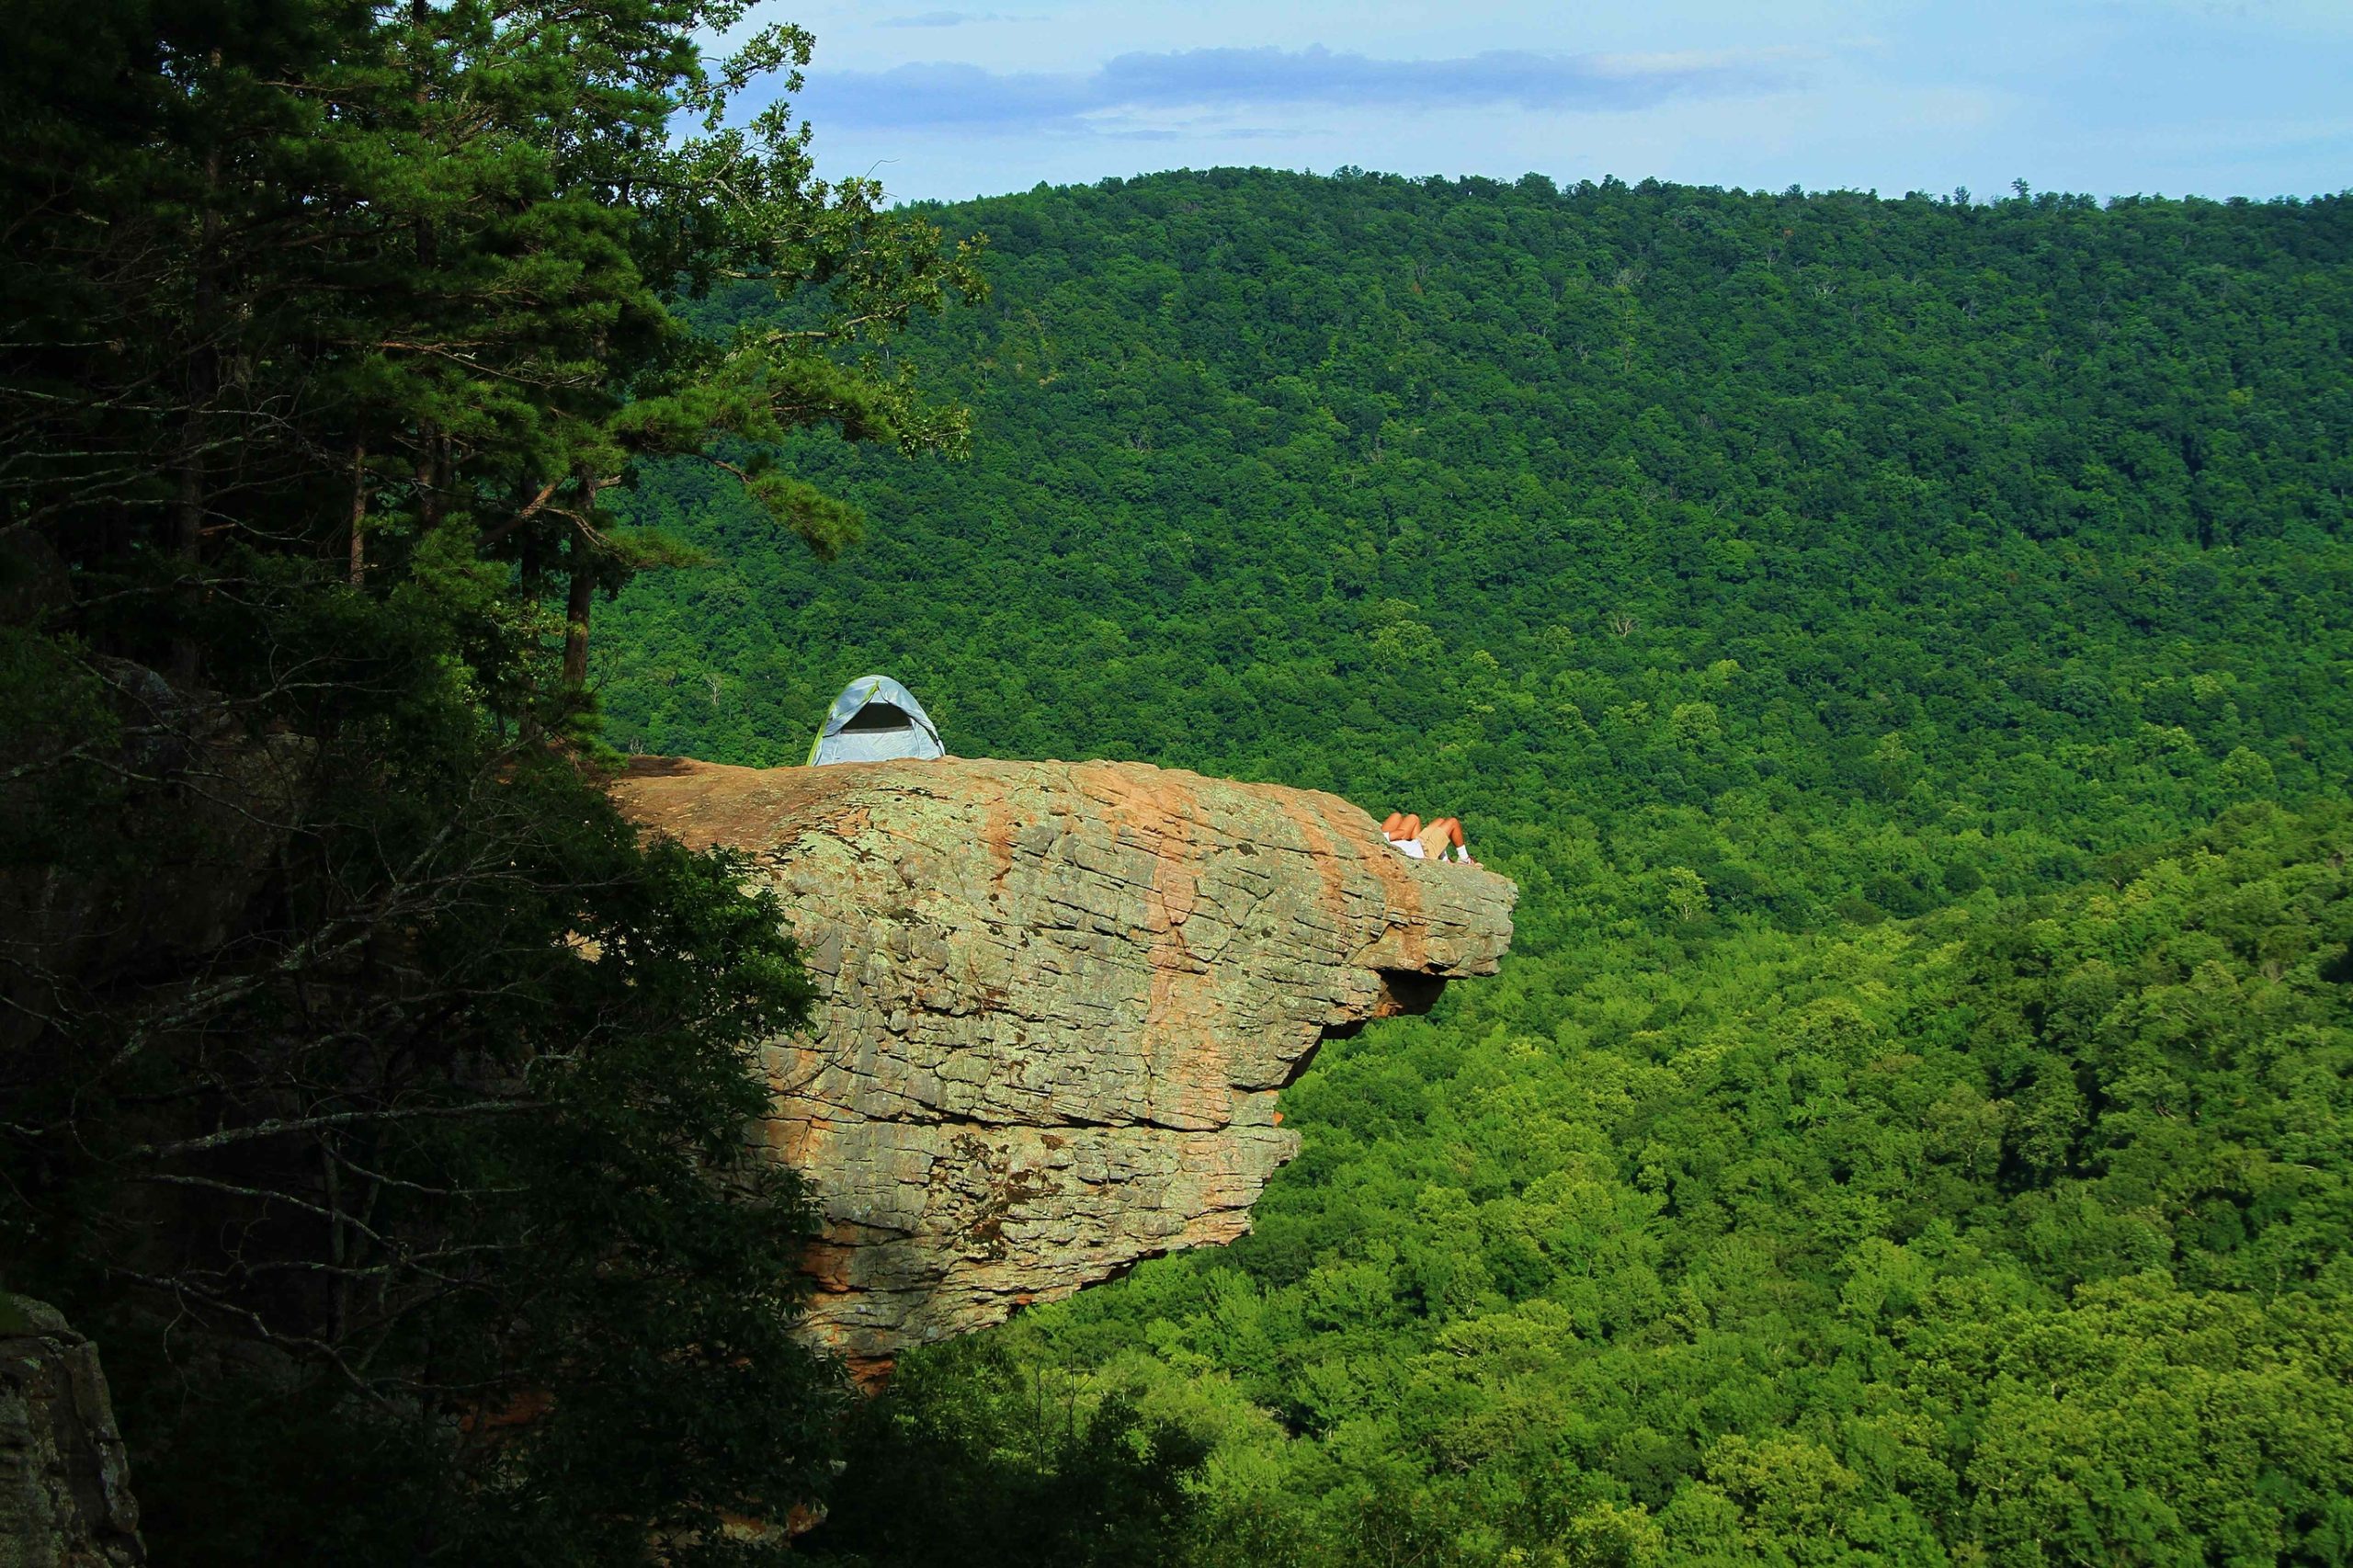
[793,41,1811,135]
[779,0,2353,203]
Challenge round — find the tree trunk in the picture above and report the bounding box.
[414,434,440,531]
[170,112,224,683]
[175,105,222,569]
[409,4,441,534]
[563,526,595,690]
[347,441,368,584]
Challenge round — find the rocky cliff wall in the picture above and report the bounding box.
[0,1298,144,1567]
[616,756,1516,1375]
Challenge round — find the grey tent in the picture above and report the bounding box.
[807,675,946,766]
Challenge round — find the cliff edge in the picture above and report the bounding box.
[614,756,1516,1374]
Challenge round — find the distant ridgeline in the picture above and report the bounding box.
[600,172,2353,1563]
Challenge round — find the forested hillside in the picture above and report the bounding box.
[605,171,2352,943]
[597,171,2353,1563]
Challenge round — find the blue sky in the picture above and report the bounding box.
[748,0,2353,204]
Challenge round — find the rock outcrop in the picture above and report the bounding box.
[0,1298,144,1567]
[0,655,310,1060]
[616,756,1516,1375]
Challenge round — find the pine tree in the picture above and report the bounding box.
[0,3,983,1557]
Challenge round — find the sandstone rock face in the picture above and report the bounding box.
[617,756,1515,1374]
[0,1298,144,1567]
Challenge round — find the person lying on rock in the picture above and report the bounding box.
[1419,815,1474,863]
[1382,812,1476,864]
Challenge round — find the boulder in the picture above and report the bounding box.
[0,1297,143,1567]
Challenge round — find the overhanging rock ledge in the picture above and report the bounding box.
[615,756,1517,1376]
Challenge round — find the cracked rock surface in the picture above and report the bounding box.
[0,1297,144,1567]
[615,756,1515,1374]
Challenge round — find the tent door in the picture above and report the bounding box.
[838,702,916,733]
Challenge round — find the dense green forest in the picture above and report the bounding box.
[7,0,2352,1551]
[593,172,2353,1564]
[603,170,2353,941]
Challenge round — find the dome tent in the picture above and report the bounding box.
[807,675,946,766]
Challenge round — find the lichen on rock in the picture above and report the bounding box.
[615,756,1515,1375]
[0,1297,145,1567]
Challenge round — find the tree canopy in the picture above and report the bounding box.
[1,2,977,1559]
[9,9,2353,1548]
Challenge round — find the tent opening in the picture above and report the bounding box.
[838,702,917,733]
